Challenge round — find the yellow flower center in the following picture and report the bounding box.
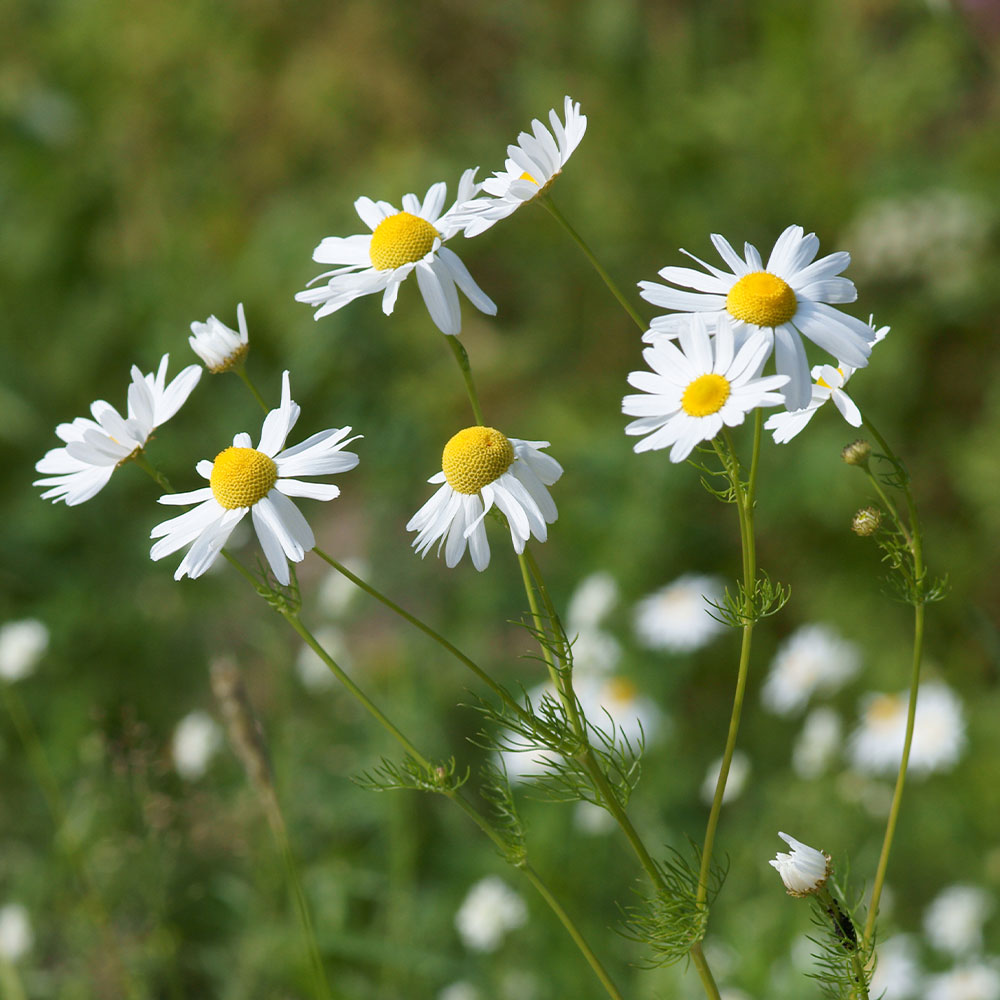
[368,211,439,270]
[681,374,731,417]
[441,426,514,495]
[868,693,903,724]
[210,447,278,510]
[518,171,539,184]
[816,367,845,390]
[605,677,638,703]
[726,271,798,327]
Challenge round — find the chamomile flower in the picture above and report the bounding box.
[295,169,496,336]
[34,354,201,506]
[149,372,360,584]
[633,573,726,653]
[769,831,832,897]
[925,885,994,956]
[639,225,876,410]
[189,303,250,372]
[406,426,562,571]
[870,935,922,1000]
[623,315,788,462]
[451,96,587,237]
[454,876,527,953]
[766,322,890,443]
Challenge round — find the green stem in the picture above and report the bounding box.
[236,365,269,411]
[132,451,173,493]
[446,336,486,425]
[540,196,647,333]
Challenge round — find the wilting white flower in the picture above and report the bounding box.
[701,750,751,805]
[640,224,876,409]
[623,316,788,460]
[407,427,561,571]
[633,573,726,653]
[769,831,832,897]
[0,903,33,961]
[792,707,843,779]
[924,885,994,956]
[761,624,862,716]
[870,935,923,1000]
[849,681,966,777]
[454,876,527,952]
[150,372,360,584]
[0,619,49,681]
[450,96,587,237]
[924,963,1000,1000]
[295,169,496,336]
[171,711,222,780]
[566,572,618,630]
[189,303,250,373]
[295,625,350,690]
[34,354,202,506]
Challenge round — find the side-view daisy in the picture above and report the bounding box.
[295,168,496,336]
[406,426,562,571]
[34,354,202,506]
[189,302,250,373]
[149,372,360,583]
[623,315,788,462]
[765,322,890,443]
[639,225,877,409]
[451,96,587,238]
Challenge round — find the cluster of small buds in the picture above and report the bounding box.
[842,439,872,467]
[852,506,882,536]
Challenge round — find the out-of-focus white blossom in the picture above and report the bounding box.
[296,625,351,690]
[0,903,33,961]
[171,710,222,780]
[701,750,751,805]
[454,876,527,952]
[924,962,1000,1000]
[793,707,842,779]
[870,935,923,1000]
[924,885,994,957]
[633,574,725,653]
[761,624,861,716]
[0,619,49,681]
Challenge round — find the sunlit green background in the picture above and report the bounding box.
[3,0,1000,996]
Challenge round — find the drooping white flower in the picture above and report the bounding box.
[451,96,587,237]
[34,354,202,506]
[454,876,527,952]
[171,710,222,780]
[849,681,966,777]
[639,225,876,409]
[924,963,1000,1000]
[761,624,862,716]
[189,302,250,372]
[701,749,751,805]
[765,321,889,443]
[870,935,923,1000]
[0,903,33,961]
[792,707,843,779]
[295,169,496,336]
[150,371,360,584]
[406,427,561,571]
[924,885,994,957]
[633,573,726,653]
[0,619,49,682]
[623,315,788,461]
[769,831,832,897]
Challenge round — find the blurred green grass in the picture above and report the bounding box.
[2,0,999,996]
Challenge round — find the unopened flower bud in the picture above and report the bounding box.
[841,439,871,467]
[852,506,882,536]
[769,831,832,897]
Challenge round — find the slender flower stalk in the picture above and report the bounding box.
[446,336,486,425]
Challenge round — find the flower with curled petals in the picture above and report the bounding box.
[149,372,360,583]
[639,225,877,410]
[189,303,250,373]
[295,169,496,336]
[34,354,201,506]
[769,831,832,897]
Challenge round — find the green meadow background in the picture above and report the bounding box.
[2,0,999,996]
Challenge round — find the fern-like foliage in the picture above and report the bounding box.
[808,877,874,1000]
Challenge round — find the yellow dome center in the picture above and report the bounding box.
[868,694,903,724]
[681,374,731,417]
[441,426,514,495]
[816,367,845,390]
[726,271,798,327]
[210,447,278,510]
[369,212,439,270]
[518,171,539,185]
[605,677,638,703]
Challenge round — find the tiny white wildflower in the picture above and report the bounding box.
[0,619,49,682]
[171,710,222,781]
[454,876,527,952]
[769,831,832,897]
[189,302,250,372]
[633,573,726,653]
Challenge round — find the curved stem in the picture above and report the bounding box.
[540,196,648,333]
[236,365,270,411]
[446,336,486,425]
[132,451,174,493]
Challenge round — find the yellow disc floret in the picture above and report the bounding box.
[369,212,440,270]
[441,426,514,495]
[681,374,731,417]
[726,271,798,327]
[210,447,278,510]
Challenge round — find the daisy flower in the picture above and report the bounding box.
[869,936,922,1000]
[701,749,751,805]
[454,876,527,953]
[924,885,994,956]
[406,426,561,571]
[769,831,832,897]
[924,963,1000,1000]
[639,225,877,409]
[189,302,250,372]
[34,354,202,506]
[451,96,587,237]
[633,573,726,653]
[766,321,890,443]
[295,168,496,336]
[149,371,360,583]
[623,314,788,461]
